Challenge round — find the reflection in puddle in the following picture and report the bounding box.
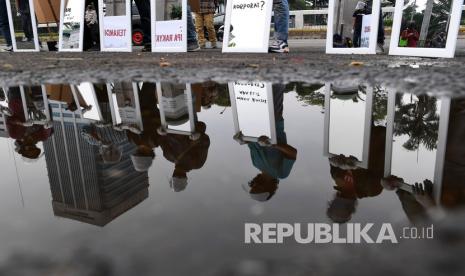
[0,81,464,273]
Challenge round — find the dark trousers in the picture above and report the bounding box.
[0,0,12,46]
[134,0,151,45]
[21,12,33,40]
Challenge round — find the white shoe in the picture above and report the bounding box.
[269,40,289,53]
[0,45,13,52]
[376,43,385,54]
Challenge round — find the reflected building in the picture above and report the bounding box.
[43,99,149,226]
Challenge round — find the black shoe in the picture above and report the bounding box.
[188,42,200,52]
[142,44,152,52]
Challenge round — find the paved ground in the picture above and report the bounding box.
[1,39,465,96]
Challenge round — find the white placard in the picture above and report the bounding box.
[388,0,462,58]
[73,83,102,121]
[326,0,380,54]
[99,0,132,52]
[107,82,143,132]
[151,0,187,52]
[157,83,195,135]
[59,0,85,51]
[328,91,367,160]
[5,0,40,52]
[223,0,273,53]
[360,14,371,48]
[229,82,276,143]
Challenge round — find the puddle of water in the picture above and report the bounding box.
[0,81,464,275]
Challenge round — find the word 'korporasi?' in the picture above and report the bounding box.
[233,2,265,10]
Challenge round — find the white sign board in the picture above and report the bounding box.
[157,83,195,135]
[326,0,381,54]
[107,82,143,132]
[99,0,132,52]
[72,83,103,121]
[151,0,187,52]
[360,15,371,48]
[59,0,85,51]
[223,0,273,53]
[229,82,276,143]
[5,0,40,52]
[328,91,367,160]
[388,0,462,58]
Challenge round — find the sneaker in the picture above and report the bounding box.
[187,42,200,52]
[376,43,385,54]
[0,45,13,52]
[210,43,218,49]
[269,40,289,53]
[22,37,28,42]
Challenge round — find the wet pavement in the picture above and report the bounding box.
[1,79,465,276]
[1,46,465,96]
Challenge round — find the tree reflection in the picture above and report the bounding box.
[394,94,439,151]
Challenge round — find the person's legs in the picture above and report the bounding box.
[187,4,199,51]
[273,0,289,42]
[21,13,33,40]
[377,8,385,53]
[204,13,217,48]
[0,0,12,46]
[134,0,151,46]
[270,0,289,53]
[194,13,206,47]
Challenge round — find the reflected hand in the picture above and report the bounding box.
[190,132,201,141]
[157,127,168,136]
[233,132,246,145]
[412,182,435,208]
[258,136,272,147]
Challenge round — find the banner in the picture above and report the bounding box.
[223,0,273,53]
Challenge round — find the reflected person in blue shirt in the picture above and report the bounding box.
[234,84,297,202]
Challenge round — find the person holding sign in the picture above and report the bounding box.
[85,2,100,50]
[234,85,297,201]
[269,0,290,53]
[193,0,217,49]
[0,0,12,51]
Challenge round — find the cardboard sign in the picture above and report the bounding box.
[229,81,277,144]
[223,0,273,53]
[58,0,85,51]
[99,0,132,52]
[151,0,187,52]
[5,0,40,52]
